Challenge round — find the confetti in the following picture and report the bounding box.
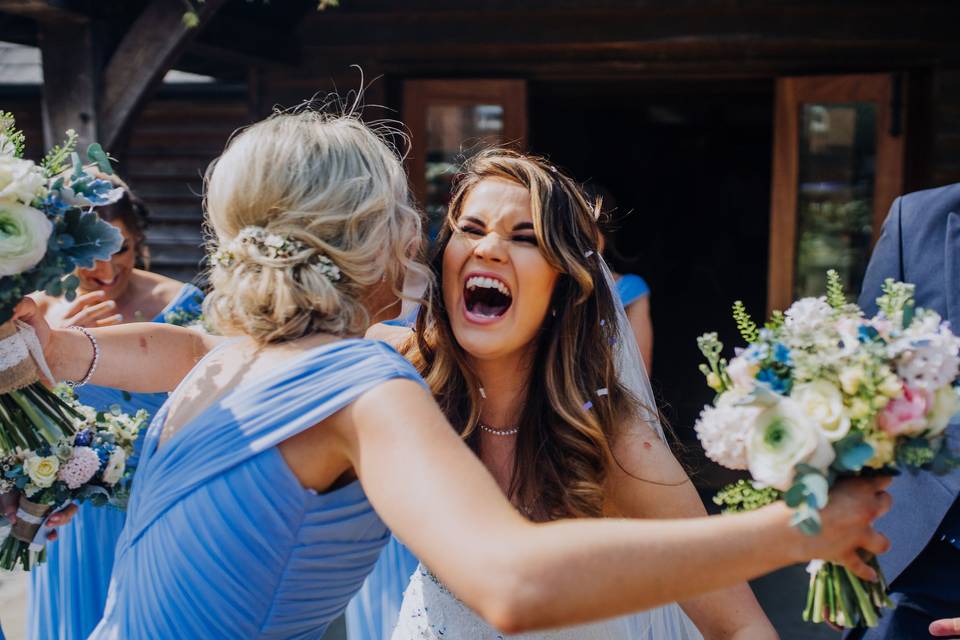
[596,388,609,396]
[582,401,593,411]
[479,387,487,399]
[584,250,595,258]
[600,319,606,327]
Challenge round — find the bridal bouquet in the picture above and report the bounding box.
[695,271,960,629]
[0,113,123,452]
[0,386,148,570]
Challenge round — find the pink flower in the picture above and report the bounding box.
[878,385,931,436]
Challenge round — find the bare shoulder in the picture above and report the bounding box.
[606,418,702,518]
[365,322,414,349]
[136,270,191,303]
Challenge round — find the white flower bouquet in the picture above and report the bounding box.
[696,271,960,629]
[0,113,123,452]
[0,386,147,570]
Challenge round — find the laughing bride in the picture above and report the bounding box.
[372,149,777,639]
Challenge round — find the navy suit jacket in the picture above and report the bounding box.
[857,183,960,584]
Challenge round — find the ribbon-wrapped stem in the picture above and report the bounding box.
[0,320,82,452]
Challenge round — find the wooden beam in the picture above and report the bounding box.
[98,0,228,150]
[38,19,99,151]
[0,0,88,23]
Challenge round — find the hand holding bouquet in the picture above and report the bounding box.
[0,113,123,452]
[696,271,959,629]
[0,386,148,570]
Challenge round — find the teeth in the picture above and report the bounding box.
[465,276,511,297]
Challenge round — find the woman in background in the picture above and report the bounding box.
[27,174,204,640]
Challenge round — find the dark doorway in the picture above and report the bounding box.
[529,79,774,483]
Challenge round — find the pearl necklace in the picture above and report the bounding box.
[477,420,519,436]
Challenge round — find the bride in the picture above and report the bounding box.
[368,149,774,639]
[13,108,890,638]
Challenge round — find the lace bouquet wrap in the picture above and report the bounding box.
[0,386,148,570]
[695,271,960,629]
[0,113,122,452]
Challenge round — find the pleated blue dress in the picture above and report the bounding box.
[89,338,426,639]
[27,283,204,640]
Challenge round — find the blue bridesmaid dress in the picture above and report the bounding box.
[89,339,426,639]
[27,283,204,640]
[616,273,650,307]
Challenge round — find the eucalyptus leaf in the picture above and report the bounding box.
[791,505,823,536]
[86,143,113,174]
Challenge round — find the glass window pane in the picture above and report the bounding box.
[794,103,877,298]
[424,104,504,238]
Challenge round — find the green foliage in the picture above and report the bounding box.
[825,269,847,308]
[41,129,79,177]
[0,111,26,158]
[832,432,875,473]
[765,309,785,331]
[697,332,730,393]
[876,278,915,319]
[732,300,759,343]
[713,479,781,513]
[897,438,937,470]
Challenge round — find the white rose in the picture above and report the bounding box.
[747,399,836,491]
[23,454,60,489]
[101,447,127,486]
[926,386,960,437]
[0,155,45,205]
[792,380,852,441]
[0,200,53,275]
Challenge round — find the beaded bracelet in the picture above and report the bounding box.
[66,326,99,388]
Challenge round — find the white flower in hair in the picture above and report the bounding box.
[213,226,342,283]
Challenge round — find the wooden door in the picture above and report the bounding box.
[403,79,527,238]
[767,74,905,313]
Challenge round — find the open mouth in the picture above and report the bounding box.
[463,274,513,319]
[93,276,117,288]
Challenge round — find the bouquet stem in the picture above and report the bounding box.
[805,558,890,628]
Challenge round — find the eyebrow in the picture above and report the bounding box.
[459,216,535,232]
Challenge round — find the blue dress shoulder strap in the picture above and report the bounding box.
[617,273,650,308]
[120,339,424,551]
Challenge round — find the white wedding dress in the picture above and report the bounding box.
[390,564,703,640]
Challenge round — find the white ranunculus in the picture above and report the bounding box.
[747,399,836,491]
[0,155,45,205]
[926,385,960,437]
[792,380,851,441]
[0,201,53,276]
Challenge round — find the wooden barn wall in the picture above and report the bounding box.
[121,89,253,283]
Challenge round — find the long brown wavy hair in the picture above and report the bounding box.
[405,149,645,521]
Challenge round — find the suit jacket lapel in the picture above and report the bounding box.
[947,212,960,331]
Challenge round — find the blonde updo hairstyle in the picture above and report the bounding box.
[203,110,427,344]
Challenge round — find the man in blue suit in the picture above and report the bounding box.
[850,184,960,639]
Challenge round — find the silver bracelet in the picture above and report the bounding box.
[66,326,99,388]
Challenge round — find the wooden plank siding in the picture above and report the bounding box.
[121,89,252,283]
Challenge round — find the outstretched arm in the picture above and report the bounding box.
[14,299,224,393]
[344,380,891,634]
[606,422,777,639]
